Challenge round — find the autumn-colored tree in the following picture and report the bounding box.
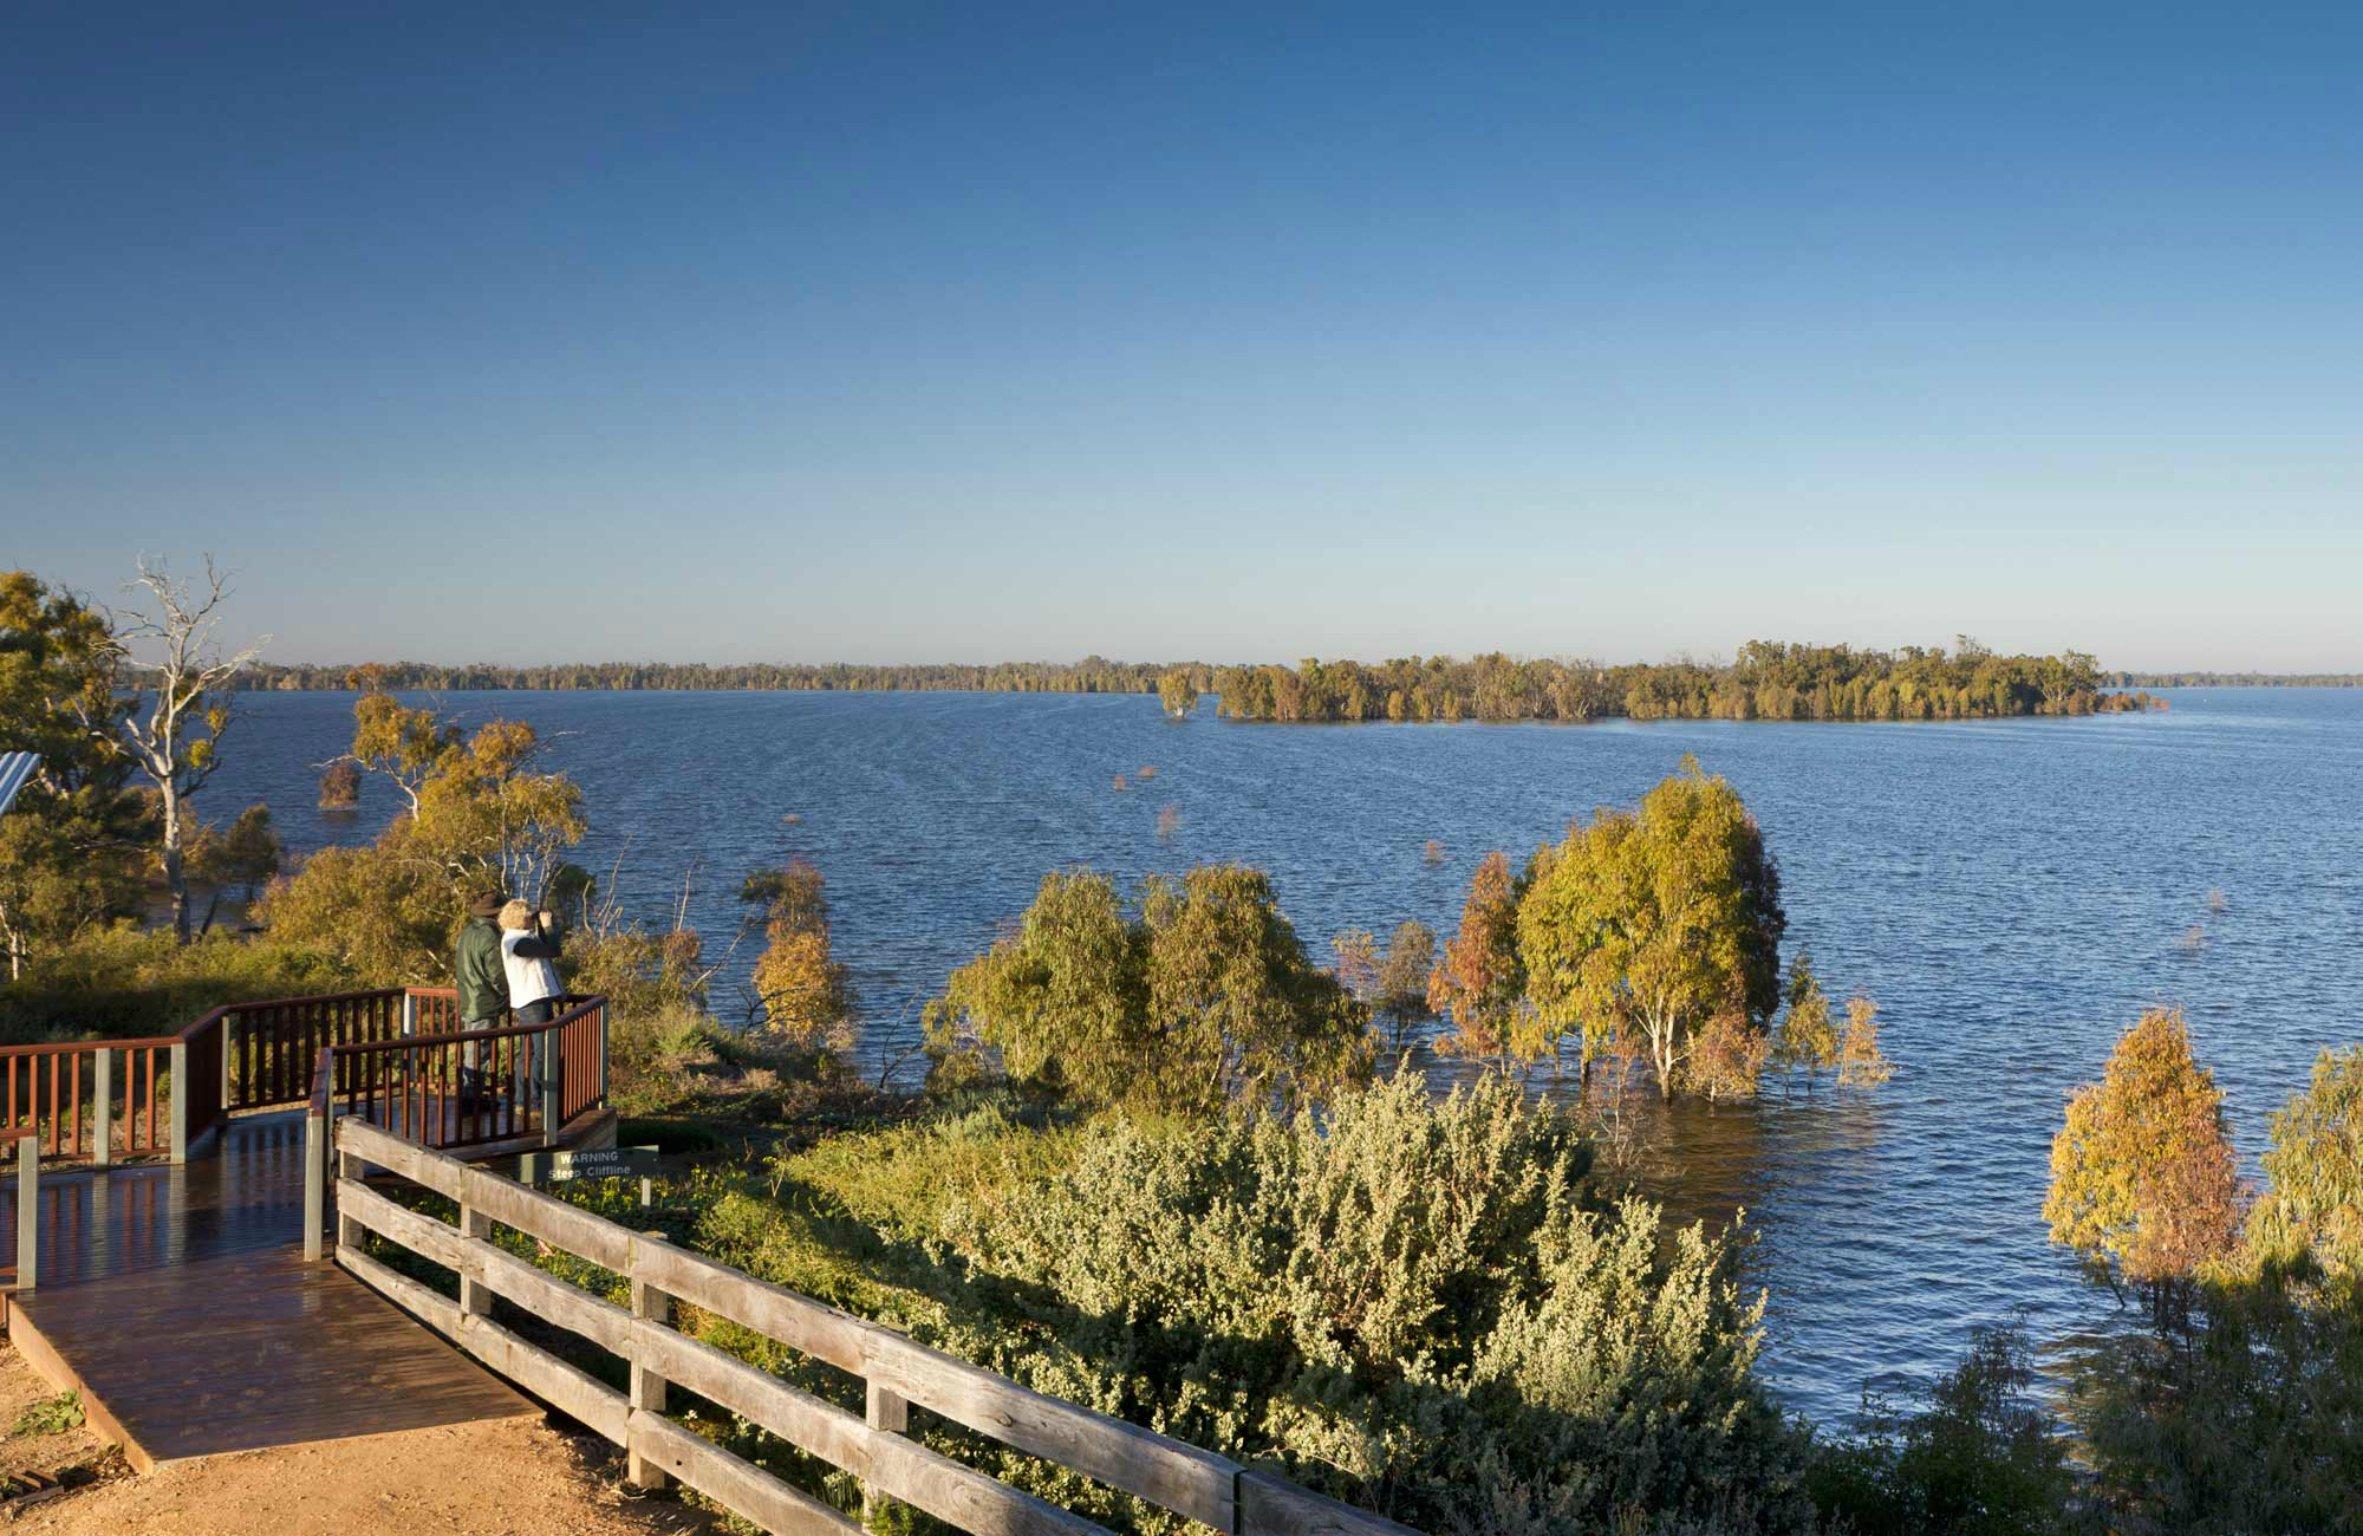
[741,859,853,1048]
[110,558,263,941]
[1157,667,1197,719]
[2045,1009,2246,1322]
[1837,994,1892,1088]
[928,863,1368,1114]
[1428,850,1526,1063]
[2246,1046,2363,1284]
[1772,952,1838,1074]
[258,700,584,981]
[1514,760,1786,1097]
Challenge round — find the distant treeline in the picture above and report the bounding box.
[240,641,2158,723]
[2111,671,2363,688]
[238,657,1172,695]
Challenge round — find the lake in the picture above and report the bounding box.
[203,686,2363,1425]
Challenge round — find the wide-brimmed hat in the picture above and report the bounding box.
[469,890,507,918]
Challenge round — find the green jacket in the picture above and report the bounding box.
[455,916,508,1023]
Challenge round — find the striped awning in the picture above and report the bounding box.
[0,753,39,818]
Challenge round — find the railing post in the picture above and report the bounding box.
[541,1027,561,1143]
[628,1238,672,1491]
[15,1136,37,1293]
[220,1010,236,1111]
[597,1001,609,1105]
[92,1048,113,1170]
[401,991,417,1037]
[303,1105,327,1262]
[863,1379,909,1523]
[168,1039,189,1163]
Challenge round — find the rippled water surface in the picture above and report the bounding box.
[207,687,2363,1422]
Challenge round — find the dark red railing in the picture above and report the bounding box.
[311,996,608,1155]
[0,1038,177,1160]
[0,984,560,1166]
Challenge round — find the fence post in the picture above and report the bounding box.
[168,1040,189,1163]
[401,992,417,1037]
[220,1011,236,1111]
[337,1145,363,1253]
[597,1001,609,1105]
[303,1105,327,1261]
[863,1380,909,1522]
[14,1137,36,1293]
[92,1048,113,1170]
[627,1237,672,1491]
[458,1200,493,1316]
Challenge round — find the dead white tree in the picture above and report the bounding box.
[114,557,266,942]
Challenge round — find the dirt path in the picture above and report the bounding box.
[0,1344,716,1536]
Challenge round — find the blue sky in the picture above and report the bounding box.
[7,3,2360,669]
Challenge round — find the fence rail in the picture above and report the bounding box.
[305,997,607,1158]
[329,1116,1417,1536]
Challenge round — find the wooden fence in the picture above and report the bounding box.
[328,1116,1420,1536]
[305,997,608,1159]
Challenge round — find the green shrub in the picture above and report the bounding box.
[1806,1327,2078,1536]
[693,1074,1809,1536]
[0,924,357,1043]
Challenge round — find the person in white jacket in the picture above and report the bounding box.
[497,899,565,1023]
[498,899,565,1113]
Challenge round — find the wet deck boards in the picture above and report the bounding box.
[2,1113,534,1471]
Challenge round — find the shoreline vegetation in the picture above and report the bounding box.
[238,640,2163,723]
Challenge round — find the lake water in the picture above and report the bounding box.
[204,686,2363,1424]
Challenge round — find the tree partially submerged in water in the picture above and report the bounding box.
[1508,759,1787,1097]
[925,863,1370,1113]
[2044,1008,2245,1324]
[1333,919,1436,1064]
[742,858,854,1051]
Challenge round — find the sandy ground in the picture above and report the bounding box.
[0,1344,716,1536]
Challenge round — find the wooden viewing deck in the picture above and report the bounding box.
[0,989,618,1473]
[0,989,1421,1536]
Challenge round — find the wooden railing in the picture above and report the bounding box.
[328,1117,1418,1536]
[0,985,481,1167]
[305,996,607,1154]
[0,1039,176,1162]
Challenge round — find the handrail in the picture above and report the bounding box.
[329,1117,1419,1536]
[0,985,576,1167]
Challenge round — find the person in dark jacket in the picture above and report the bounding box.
[455,890,508,1104]
[455,890,510,1027]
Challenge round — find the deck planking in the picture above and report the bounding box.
[2,1112,535,1471]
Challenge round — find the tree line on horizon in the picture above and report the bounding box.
[2111,668,2363,687]
[236,639,2159,723]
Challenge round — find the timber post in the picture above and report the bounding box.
[862,1379,910,1523]
[457,1200,493,1316]
[540,1031,561,1142]
[627,1234,672,1491]
[302,1102,327,1262]
[168,1039,189,1163]
[92,1048,113,1169]
[14,1136,36,1292]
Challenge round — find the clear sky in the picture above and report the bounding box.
[7,2,2360,669]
